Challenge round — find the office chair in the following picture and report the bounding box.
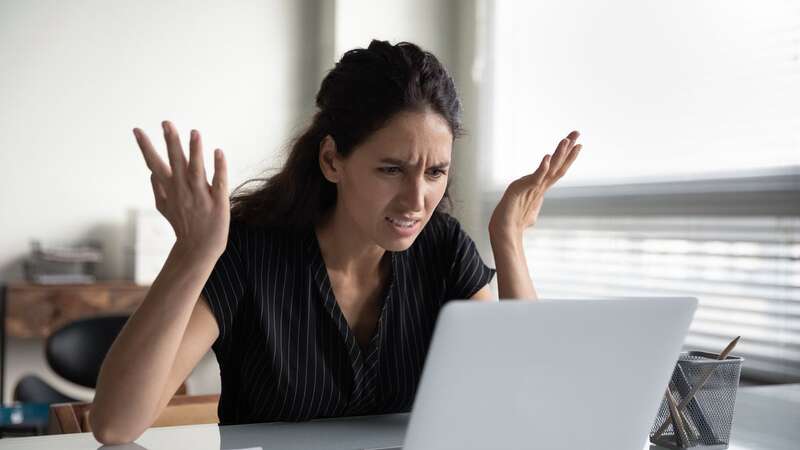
[14,315,129,404]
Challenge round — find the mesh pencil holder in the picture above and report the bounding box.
[650,351,743,449]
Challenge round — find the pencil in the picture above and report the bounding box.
[652,336,741,440]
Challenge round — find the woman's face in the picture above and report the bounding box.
[322,109,453,252]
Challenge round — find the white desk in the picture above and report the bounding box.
[1,385,797,450]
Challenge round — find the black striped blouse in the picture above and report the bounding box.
[201,211,496,425]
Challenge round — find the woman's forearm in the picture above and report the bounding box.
[90,243,218,443]
[489,229,538,300]
[486,131,582,300]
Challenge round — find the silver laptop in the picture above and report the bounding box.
[370,297,697,450]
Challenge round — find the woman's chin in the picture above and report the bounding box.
[382,240,414,252]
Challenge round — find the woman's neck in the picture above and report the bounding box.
[314,207,387,280]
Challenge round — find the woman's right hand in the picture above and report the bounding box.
[133,120,230,260]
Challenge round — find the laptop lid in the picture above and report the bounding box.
[402,297,698,450]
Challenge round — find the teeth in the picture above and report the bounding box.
[386,217,417,228]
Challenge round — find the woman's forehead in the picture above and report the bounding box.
[359,110,453,162]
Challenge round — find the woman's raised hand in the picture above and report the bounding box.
[133,121,230,259]
[489,130,582,242]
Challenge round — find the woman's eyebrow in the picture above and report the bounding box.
[378,157,450,169]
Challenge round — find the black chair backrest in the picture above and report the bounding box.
[45,315,129,388]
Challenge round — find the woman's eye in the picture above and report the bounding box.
[378,167,446,178]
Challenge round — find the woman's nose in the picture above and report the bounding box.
[398,178,425,212]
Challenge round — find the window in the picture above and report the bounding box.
[486,0,800,382]
[488,0,800,187]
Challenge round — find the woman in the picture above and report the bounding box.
[90,40,581,444]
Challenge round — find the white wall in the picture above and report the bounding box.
[0,0,321,402]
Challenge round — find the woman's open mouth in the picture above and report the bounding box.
[385,216,421,236]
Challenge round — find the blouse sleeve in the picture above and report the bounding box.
[443,214,496,301]
[201,221,248,354]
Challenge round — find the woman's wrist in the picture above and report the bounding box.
[172,239,224,263]
[166,242,223,280]
[487,224,536,300]
[488,222,524,253]
[141,243,220,310]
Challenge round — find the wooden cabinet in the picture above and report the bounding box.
[3,282,149,338]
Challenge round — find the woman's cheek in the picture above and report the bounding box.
[428,179,447,206]
[361,176,395,205]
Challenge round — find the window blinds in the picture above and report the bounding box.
[521,214,800,383]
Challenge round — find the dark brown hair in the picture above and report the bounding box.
[230,40,464,229]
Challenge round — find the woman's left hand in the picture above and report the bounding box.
[489,130,582,242]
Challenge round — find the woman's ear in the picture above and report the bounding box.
[319,135,342,183]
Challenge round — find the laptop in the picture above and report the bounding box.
[366,297,697,450]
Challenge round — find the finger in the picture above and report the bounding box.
[552,144,581,183]
[518,154,551,190]
[547,137,572,180]
[546,131,581,183]
[566,131,581,156]
[134,128,171,179]
[150,173,168,212]
[566,130,580,143]
[188,129,209,189]
[211,148,229,200]
[162,120,189,186]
